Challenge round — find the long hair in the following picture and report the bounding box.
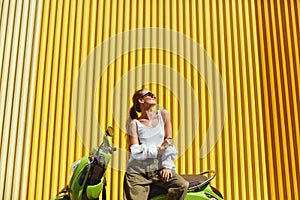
[126,89,145,150]
[129,88,144,119]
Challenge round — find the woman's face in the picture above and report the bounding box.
[140,89,157,107]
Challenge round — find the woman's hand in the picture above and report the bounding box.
[157,138,173,153]
[161,138,173,148]
[164,138,173,146]
[160,168,172,182]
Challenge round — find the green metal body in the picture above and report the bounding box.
[53,135,112,200]
[68,156,107,200]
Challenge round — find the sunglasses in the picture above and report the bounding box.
[141,92,155,98]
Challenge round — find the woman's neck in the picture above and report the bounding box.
[139,109,154,120]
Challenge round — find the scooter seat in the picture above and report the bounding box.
[148,171,216,199]
[180,174,209,190]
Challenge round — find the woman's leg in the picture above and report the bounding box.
[123,172,152,200]
[153,172,188,200]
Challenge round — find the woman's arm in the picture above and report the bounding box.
[160,110,177,176]
[160,110,174,148]
[127,120,139,147]
[161,109,172,140]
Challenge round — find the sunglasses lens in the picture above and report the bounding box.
[142,92,155,98]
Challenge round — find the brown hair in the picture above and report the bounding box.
[129,88,145,119]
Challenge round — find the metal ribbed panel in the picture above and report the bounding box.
[0,0,42,199]
[1,0,299,200]
[256,1,300,199]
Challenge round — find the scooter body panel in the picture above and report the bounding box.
[68,156,90,200]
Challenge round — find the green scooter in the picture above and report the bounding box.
[53,126,223,200]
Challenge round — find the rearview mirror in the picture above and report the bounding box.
[106,126,114,137]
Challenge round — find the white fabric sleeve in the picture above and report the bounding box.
[161,146,177,170]
[130,144,158,160]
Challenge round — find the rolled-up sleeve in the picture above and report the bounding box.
[161,146,177,170]
[130,144,158,160]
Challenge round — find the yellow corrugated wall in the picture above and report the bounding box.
[0,0,299,199]
[0,0,43,199]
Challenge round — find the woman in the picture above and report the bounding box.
[123,88,188,200]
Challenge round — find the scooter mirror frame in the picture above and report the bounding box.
[106,126,114,137]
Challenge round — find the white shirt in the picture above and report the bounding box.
[128,110,177,170]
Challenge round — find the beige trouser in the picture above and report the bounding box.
[123,159,188,200]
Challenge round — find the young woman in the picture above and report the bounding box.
[123,89,188,200]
